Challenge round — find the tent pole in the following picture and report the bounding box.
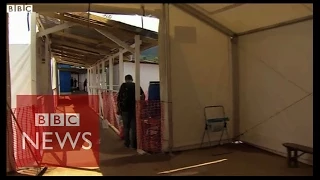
[231,37,240,140]
[6,12,17,174]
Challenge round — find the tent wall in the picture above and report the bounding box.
[79,73,87,91]
[238,20,313,165]
[112,63,160,91]
[9,44,33,108]
[36,38,52,95]
[167,5,233,150]
[9,40,51,107]
[124,62,159,92]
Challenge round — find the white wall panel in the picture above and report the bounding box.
[238,20,313,165]
[168,5,233,149]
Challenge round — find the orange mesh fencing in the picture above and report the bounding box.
[102,91,123,139]
[136,100,163,153]
[89,91,99,113]
[100,91,163,153]
[9,95,57,169]
[9,105,43,169]
[10,95,100,169]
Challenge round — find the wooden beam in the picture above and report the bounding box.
[52,31,118,48]
[36,14,50,41]
[37,22,75,37]
[69,12,159,40]
[95,29,134,54]
[56,59,88,67]
[40,12,158,45]
[54,56,94,66]
[51,46,101,56]
[51,49,102,59]
[51,39,108,55]
[51,53,98,63]
[51,49,85,58]
[51,45,104,56]
[40,12,135,40]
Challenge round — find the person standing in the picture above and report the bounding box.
[117,75,145,149]
[70,77,74,89]
[84,79,87,92]
[74,78,78,90]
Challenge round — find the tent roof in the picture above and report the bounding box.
[37,12,158,67]
[31,3,313,37]
[31,3,161,16]
[24,3,313,66]
[186,3,313,36]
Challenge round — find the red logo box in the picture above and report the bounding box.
[14,95,100,168]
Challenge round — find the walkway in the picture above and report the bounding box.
[11,94,313,176]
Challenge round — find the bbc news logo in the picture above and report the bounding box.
[36,113,80,126]
[22,113,92,150]
[7,4,33,13]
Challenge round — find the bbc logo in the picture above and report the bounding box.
[35,113,80,127]
[7,5,33,13]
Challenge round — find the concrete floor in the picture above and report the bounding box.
[11,127,313,176]
[9,94,313,176]
[38,127,312,176]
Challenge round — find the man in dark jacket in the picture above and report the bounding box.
[84,79,87,92]
[117,74,145,149]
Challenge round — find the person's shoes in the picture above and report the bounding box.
[124,143,130,148]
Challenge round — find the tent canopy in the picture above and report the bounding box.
[29,3,313,37]
[176,4,313,37]
[37,11,158,67]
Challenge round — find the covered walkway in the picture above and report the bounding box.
[7,3,313,176]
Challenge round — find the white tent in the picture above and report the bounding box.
[7,3,313,171]
[157,4,313,165]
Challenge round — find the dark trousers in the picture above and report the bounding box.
[121,112,137,148]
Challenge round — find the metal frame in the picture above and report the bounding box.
[237,15,313,37]
[201,105,230,148]
[208,4,245,15]
[230,37,240,140]
[176,3,313,38]
[159,3,174,154]
[173,3,236,37]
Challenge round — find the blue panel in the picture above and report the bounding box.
[58,64,71,68]
[59,71,71,92]
[148,81,160,100]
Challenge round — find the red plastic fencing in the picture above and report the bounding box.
[9,105,43,169]
[102,91,123,138]
[136,100,163,153]
[89,91,99,113]
[8,96,56,169]
[101,91,163,153]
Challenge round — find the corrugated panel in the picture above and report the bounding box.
[210,4,313,33]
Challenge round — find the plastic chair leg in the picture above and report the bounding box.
[207,131,211,147]
[200,130,206,148]
[219,129,224,145]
